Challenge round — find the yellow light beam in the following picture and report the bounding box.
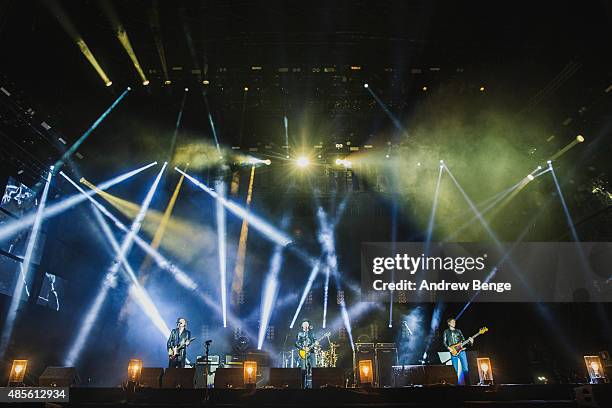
[79,178,212,261]
[43,0,112,86]
[117,173,186,322]
[547,135,585,163]
[138,173,185,283]
[231,165,256,308]
[98,0,148,84]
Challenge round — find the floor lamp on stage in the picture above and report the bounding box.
[127,359,143,391]
[8,360,28,387]
[584,355,608,384]
[244,361,257,389]
[477,357,494,385]
[358,360,373,388]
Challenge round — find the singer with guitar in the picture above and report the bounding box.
[295,319,318,388]
[167,317,194,368]
[442,318,478,385]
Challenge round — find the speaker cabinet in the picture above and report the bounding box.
[268,368,302,389]
[312,368,344,388]
[161,368,195,389]
[140,368,163,388]
[213,368,244,389]
[39,367,78,387]
[392,365,457,386]
[375,345,398,387]
[194,362,218,389]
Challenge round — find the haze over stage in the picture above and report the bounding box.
[0,0,611,403]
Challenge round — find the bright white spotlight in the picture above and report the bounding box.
[258,245,284,349]
[363,83,369,88]
[176,168,292,246]
[385,154,390,159]
[576,135,585,143]
[335,158,352,168]
[0,161,157,243]
[184,87,189,92]
[64,163,167,365]
[296,156,310,168]
[215,180,228,328]
[527,174,535,181]
[0,168,53,357]
[143,80,150,86]
[105,81,113,87]
[264,159,271,165]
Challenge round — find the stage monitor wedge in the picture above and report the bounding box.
[268,368,302,389]
[214,368,244,389]
[312,368,344,388]
[162,368,195,389]
[140,367,163,388]
[39,367,79,387]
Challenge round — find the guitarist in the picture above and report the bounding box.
[167,317,193,368]
[295,319,318,387]
[443,318,472,385]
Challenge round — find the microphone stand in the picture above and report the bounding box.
[203,340,211,400]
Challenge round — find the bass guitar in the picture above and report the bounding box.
[298,331,330,359]
[169,337,196,360]
[449,327,488,356]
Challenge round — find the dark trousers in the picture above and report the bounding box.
[300,352,316,388]
[168,356,186,368]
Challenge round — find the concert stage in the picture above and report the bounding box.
[47,384,612,407]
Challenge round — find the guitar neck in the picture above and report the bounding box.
[464,331,483,344]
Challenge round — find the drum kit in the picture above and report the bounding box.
[282,332,340,368]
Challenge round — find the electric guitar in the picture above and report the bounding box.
[169,337,196,360]
[298,331,330,359]
[449,327,488,356]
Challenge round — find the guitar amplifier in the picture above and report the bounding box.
[195,355,219,388]
[375,343,397,387]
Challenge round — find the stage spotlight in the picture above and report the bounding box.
[243,156,271,166]
[363,83,369,88]
[244,361,257,388]
[296,156,310,168]
[584,355,607,384]
[184,87,189,92]
[176,168,292,246]
[244,86,249,91]
[527,174,535,181]
[164,80,171,85]
[127,359,142,383]
[358,360,373,386]
[477,357,494,385]
[203,80,210,85]
[479,86,485,92]
[385,154,390,159]
[143,80,150,86]
[547,160,552,164]
[422,86,428,91]
[576,134,585,143]
[105,81,113,87]
[537,165,542,170]
[8,360,27,386]
[286,155,290,159]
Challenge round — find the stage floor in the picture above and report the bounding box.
[22,383,611,407]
